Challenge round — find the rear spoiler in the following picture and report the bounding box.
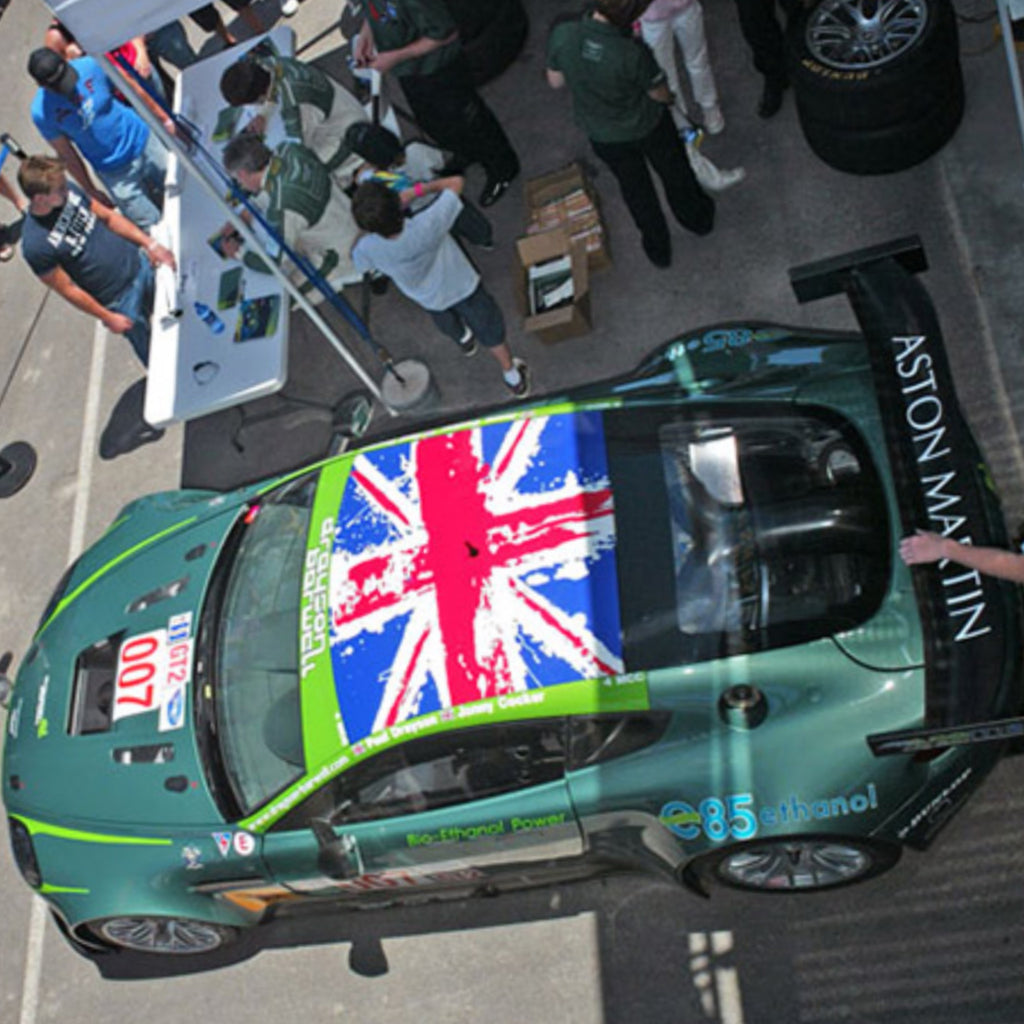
[790,237,1023,754]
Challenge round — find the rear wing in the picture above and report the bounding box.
[790,237,1023,753]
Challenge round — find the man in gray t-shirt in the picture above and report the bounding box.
[351,179,529,397]
[19,154,175,366]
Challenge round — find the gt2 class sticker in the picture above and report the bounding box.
[660,784,879,843]
[112,613,193,730]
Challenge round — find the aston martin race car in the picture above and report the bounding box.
[4,239,1021,957]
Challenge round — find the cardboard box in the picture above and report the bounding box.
[524,163,611,271]
[515,228,591,344]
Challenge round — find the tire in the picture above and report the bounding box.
[444,0,529,86]
[787,0,960,130]
[687,834,901,892]
[86,916,239,955]
[798,69,964,174]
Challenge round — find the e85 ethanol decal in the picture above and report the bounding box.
[660,784,879,843]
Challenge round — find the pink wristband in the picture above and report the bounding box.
[414,182,425,197]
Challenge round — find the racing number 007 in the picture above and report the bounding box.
[115,634,160,710]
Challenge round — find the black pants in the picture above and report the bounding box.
[735,0,790,82]
[590,109,714,254]
[399,55,519,181]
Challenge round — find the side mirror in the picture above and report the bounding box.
[0,652,12,709]
[310,818,362,881]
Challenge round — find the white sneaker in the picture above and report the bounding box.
[281,0,300,15]
[702,104,725,135]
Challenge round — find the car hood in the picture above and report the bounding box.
[3,491,248,831]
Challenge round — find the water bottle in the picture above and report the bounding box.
[681,125,704,147]
[194,301,225,335]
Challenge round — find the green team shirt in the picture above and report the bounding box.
[259,142,358,285]
[355,0,460,78]
[547,15,666,144]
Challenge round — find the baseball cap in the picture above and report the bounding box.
[28,48,79,98]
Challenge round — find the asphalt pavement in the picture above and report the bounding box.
[2,0,1024,1021]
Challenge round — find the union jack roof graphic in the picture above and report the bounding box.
[328,412,624,743]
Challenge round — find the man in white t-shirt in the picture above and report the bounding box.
[351,178,529,397]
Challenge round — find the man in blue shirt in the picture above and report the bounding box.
[28,48,166,229]
[19,154,176,365]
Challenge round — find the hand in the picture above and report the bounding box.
[899,530,946,566]
[353,28,375,67]
[245,114,267,135]
[367,50,401,74]
[103,311,134,334]
[145,240,177,271]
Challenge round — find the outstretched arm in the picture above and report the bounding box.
[900,530,1024,584]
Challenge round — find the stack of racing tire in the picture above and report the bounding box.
[786,0,964,174]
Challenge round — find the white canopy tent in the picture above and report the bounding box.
[43,0,394,411]
[47,0,187,54]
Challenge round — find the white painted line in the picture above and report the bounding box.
[714,966,746,1024]
[17,899,46,1024]
[19,323,107,1024]
[689,930,746,1024]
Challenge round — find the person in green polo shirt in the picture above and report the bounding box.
[547,0,714,269]
[351,0,519,208]
[221,133,358,289]
[220,43,368,174]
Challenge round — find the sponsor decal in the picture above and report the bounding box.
[182,845,203,870]
[892,335,990,643]
[896,766,973,840]
[300,515,333,683]
[160,613,193,732]
[660,785,879,843]
[406,813,567,848]
[34,675,49,739]
[233,832,256,857]
[212,831,233,857]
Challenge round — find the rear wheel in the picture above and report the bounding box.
[88,916,238,955]
[689,835,900,892]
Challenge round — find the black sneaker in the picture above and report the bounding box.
[480,175,515,207]
[505,358,530,398]
[457,325,478,356]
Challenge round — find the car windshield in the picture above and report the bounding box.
[207,472,318,815]
[605,403,890,668]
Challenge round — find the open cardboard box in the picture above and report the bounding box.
[515,228,591,344]
[524,162,611,272]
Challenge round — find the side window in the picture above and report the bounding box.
[568,713,671,769]
[272,722,567,832]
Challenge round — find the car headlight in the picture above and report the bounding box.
[8,818,42,888]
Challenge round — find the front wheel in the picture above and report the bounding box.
[686,835,900,892]
[86,916,239,955]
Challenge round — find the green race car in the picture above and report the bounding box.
[4,240,1021,957]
